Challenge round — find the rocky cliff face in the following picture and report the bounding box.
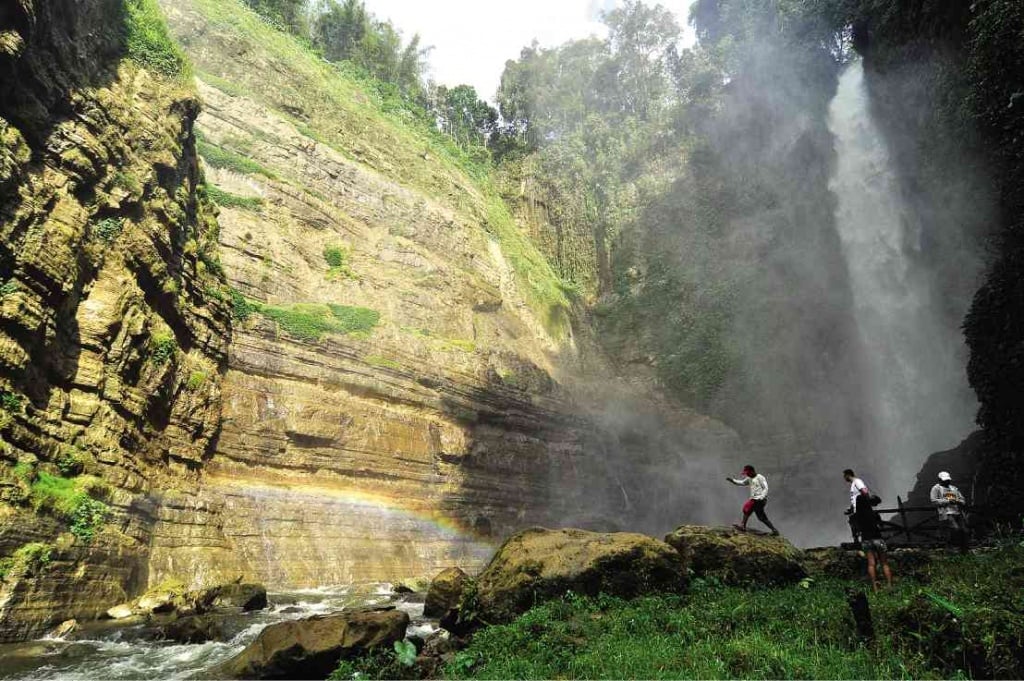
[0,0,229,640]
[150,0,741,589]
[0,0,741,640]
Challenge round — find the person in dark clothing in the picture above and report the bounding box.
[854,494,892,591]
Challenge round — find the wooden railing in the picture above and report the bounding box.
[842,495,986,548]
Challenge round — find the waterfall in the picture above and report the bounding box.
[827,60,977,497]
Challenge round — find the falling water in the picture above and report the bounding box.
[827,60,978,497]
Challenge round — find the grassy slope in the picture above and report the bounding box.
[180,0,571,337]
[440,545,1024,680]
[330,545,1024,680]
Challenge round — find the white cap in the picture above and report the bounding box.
[938,471,952,482]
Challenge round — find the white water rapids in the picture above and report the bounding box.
[827,60,977,498]
[0,586,435,681]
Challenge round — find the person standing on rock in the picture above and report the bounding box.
[843,468,872,542]
[854,493,893,591]
[726,465,780,536]
[930,471,968,553]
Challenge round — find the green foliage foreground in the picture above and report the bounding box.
[334,545,1024,680]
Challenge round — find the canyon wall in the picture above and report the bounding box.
[150,0,741,589]
[0,0,230,639]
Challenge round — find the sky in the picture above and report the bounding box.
[362,0,698,102]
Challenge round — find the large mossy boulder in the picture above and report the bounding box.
[474,527,686,624]
[664,525,806,585]
[424,567,470,618]
[211,608,409,679]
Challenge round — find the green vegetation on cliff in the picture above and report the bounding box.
[124,0,190,78]
[184,0,571,337]
[253,301,380,341]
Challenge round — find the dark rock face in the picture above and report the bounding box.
[211,608,410,680]
[907,432,983,508]
[474,527,686,624]
[663,525,806,585]
[424,567,470,619]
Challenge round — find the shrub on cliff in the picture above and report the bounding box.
[123,0,190,78]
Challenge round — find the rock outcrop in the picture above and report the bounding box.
[473,527,686,624]
[424,567,470,619]
[663,526,806,585]
[0,0,230,641]
[212,608,409,680]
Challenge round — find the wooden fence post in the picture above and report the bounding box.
[898,495,912,544]
[846,588,874,642]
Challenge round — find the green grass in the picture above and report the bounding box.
[0,390,22,412]
[364,354,401,369]
[197,139,278,179]
[93,217,124,242]
[323,244,357,279]
[255,302,380,341]
[0,543,53,581]
[0,279,18,297]
[149,331,177,364]
[230,289,257,321]
[388,545,1024,681]
[123,0,190,79]
[29,472,110,543]
[207,186,264,210]
[186,370,209,390]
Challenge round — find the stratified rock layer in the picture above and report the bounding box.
[152,0,742,589]
[0,0,229,641]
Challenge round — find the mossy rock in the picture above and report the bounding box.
[474,527,686,624]
[663,525,806,586]
[424,567,470,618]
[211,608,409,679]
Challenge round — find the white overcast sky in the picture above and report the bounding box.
[362,0,698,101]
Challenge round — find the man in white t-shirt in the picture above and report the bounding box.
[843,468,871,510]
[726,464,780,535]
[843,468,872,541]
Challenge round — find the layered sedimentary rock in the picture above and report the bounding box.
[149,0,741,588]
[0,0,229,640]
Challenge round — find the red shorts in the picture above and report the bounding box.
[742,499,755,515]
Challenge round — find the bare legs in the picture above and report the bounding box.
[866,552,893,592]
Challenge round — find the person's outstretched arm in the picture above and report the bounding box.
[726,477,749,486]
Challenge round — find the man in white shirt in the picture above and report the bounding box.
[843,468,871,511]
[726,465,780,536]
[843,468,872,542]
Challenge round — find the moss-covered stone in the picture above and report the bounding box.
[474,527,686,624]
[663,525,807,586]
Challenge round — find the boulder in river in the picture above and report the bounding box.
[157,614,225,644]
[207,583,269,611]
[211,607,410,679]
[47,619,78,639]
[104,604,134,620]
[474,527,686,624]
[663,525,806,585]
[424,567,470,618]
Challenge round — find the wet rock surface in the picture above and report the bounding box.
[210,608,410,680]
[424,567,470,619]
